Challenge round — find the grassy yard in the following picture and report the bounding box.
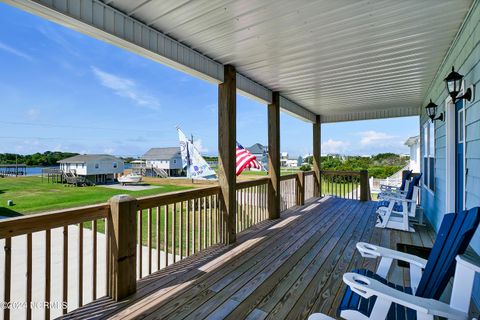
[0,176,192,216]
[239,168,301,176]
[321,180,358,197]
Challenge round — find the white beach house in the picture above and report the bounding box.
[141,147,183,177]
[404,135,420,173]
[58,154,124,184]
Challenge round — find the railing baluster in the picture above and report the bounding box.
[172,202,177,263]
[156,207,160,270]
[105,217,109,297]
[92,220,97,301]
[249,187,253,228]
[26,233,32,320]
[252,186,256,224]
[196,199,201,253]
[45,229,51,320]
[78,222,83,307]
[209,196,213,246]
[63,226,68,315]
[138,210,143,278]
[147,208,152,275]
[164,204,168,267]
[215,195,220,244]
[179,201,184,260]
[186,200,190,256]
[202,197,206,250]
[4,237,11,320]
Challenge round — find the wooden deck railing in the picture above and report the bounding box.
[320,169,370,200]
[135,186,223,279]
[236,177,269,233]
[0,204,110,319]
[0,169,370,319]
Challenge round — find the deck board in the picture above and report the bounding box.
[64,197,441,320]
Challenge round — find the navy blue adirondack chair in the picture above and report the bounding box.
[338,206,480,319]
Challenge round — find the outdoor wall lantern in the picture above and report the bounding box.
[425,99,444,122]
[444,66,473,103]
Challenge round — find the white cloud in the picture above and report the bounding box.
[193,138,208,153]
[91,67,160,110]
[37,25,80,57]
[26,108,40,120]
[357,130,397,146]
[0,41,33,61]
[321,139,350,154]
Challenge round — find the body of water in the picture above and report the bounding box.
[25,166,56,175]
[24,163,132,176]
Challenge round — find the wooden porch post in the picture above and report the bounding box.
[313,115,321,197]
[108,195,137,301]
[359,170,370,201]
[296,171,305,206]
[268,92,281,219]
[218,64,237,244]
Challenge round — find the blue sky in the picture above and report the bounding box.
[0,3,418,158]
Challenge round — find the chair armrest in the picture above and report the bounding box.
[381,196,416,204]
[457,254,480,273]
[342,273,467,320]
[356,242,427,268]
[380,185,398,190]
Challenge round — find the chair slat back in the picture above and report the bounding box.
[416,207,480,299]
[399,170,412,191]
[405,174,422,200]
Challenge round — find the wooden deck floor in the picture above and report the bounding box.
[64,197,439,320]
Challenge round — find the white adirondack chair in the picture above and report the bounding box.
[379,180,410,200]
[378,170,412,200]
[376,186,419,232]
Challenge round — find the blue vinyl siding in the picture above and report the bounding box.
[420,0,480,307]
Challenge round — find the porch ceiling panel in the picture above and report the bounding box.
[104,0,472,121]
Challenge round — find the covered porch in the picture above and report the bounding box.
[1,0,480,319]
[61,197,445,320]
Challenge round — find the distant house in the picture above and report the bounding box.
[280,152,289,167]
[58,154,124,184]
[247,143,268,168]
[141,147,183,177]
[404,135,420,172]
[247,143,267,158]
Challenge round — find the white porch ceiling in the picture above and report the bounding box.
[5,0,473,122]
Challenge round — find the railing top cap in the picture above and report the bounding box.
[109,194,137,203]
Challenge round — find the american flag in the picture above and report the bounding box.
[236,142,261,176]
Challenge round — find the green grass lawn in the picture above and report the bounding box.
[0,176,192,216]
[321,180,361,198]
[239,168,301,176]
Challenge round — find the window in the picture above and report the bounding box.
[95,163,99,169]
[113,162,117,168]
[173,160,176,164]
[423,121,435,192]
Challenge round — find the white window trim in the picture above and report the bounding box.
[446,96,456,212]
[423,121,435,195]
[445,91,467,213]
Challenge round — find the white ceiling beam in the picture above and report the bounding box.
[321,106,419,123]
[279,96,316,123]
